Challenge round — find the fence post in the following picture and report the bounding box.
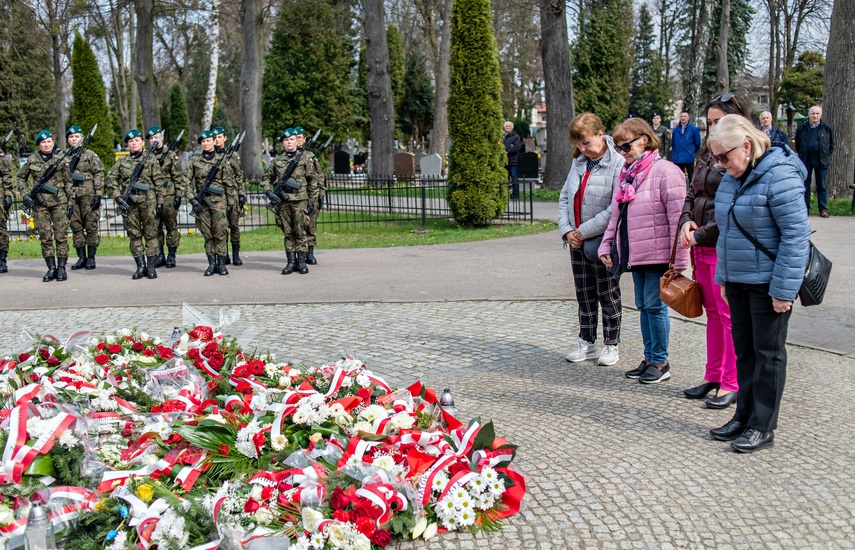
[421,183,427,230]
[528,180,534,223]
[387,176,393,215]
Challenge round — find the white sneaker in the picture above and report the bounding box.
[565,339,598,362]
[598,344,620,366]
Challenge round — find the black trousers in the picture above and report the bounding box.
[676,162,694,183]
[725,282,792,432]
[570,247,622,345]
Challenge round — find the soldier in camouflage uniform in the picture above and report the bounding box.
[0,142,15,274]
[262,128,317,275]
[295,126,325,265]
[212,126,246,266]
[186,130,229,276]
[147,126,185,269]
[105,129,163,280]
[16,130,74,282]
[66,125,105,271]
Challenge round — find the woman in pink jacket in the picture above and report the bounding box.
[598,118,688,384]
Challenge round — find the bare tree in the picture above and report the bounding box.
[822,0,855,199]
[656,0,679,78]
[715,0,731,94]
[363,0,394,178]
[431,0,452,165]
[681,0,714,119]
[202,0,221,130]
[135,0,158,130]
[239,0,263,182]
[539,0,573,190]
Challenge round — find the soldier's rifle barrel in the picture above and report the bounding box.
[158,129,185,166]
[0,130,13,152]
[266,129,321,212]
[189,132,243,218]
[67,124,98,176]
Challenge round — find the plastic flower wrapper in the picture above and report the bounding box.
[142,359,213,414]
[89,328,173,370]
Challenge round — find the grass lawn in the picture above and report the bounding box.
[810,198,853,216]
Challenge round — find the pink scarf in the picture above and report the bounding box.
[615,150,660,203]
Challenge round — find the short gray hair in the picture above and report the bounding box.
[504,121,513,127]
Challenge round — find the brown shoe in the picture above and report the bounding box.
[820,210,829,218]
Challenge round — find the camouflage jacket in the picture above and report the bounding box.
[215,147,245,201]
[105,151,164,205]
[262,151,318,202]
[16,149,74,207]
[69,148,104,198]
[153,146,186,199]
[185,151,229,203]
[0,152,13,198]
[301,149,326,198]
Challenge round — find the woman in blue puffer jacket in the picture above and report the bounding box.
[706,114,811,454]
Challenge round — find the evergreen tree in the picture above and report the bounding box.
[701,0,754,102]
[447,0,507,226]
[387,25,405,138]
[169,83,189,150]
[780,51,825,114]
[70,33,116,169]
[159,99,171,138]
[572,0,635,129]
[211,101,234,137]
[401,50,434,148]
[262,0,355,143]
[629,5,672,121]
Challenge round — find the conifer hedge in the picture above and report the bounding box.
[169,84,189,150]
[70,33,115,169]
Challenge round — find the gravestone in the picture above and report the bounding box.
[333,151,351,174]
[394,152,416,178]
[524,138,535,153]
[420,153,443,177]
[353,153,367,167]
[414,152,427,172]
[518,151,539,179]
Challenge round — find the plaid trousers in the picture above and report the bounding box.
[570,247,622,345]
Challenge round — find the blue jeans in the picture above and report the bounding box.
[632,267,670,365]
[804,157,828,212]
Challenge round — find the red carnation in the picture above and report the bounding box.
[252,430,266,452]
[261,485,274,500]
[332,509,350,522]
[330,486,351,511]
[243,498,260,514]
[18,353,30,362]
[208,353,225,369]
[157,346,173,360]
[132,342,145,352]
[46,356,60,367]
[94,354,110,366]
[107,344,122,354]
[218,444,230,457]
[357,387,372,405]
[356,517,375,537]
[371,529,391,547]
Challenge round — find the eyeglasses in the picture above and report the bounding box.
[614,136,641,154]
[712,145,739,164]
[711,93,735,103]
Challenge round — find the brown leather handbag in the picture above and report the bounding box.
[659,226,703,318]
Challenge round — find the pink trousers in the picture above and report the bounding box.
[694,246,738,392]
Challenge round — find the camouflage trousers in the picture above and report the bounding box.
[124,199,159,257]
[196,195,228,256]
[157,197,181,249]
[305,198,321,247]
[34,203,69,258]
[0,206,10,252]
[70,194,101,248]
[226,193,241,246]
[276,200,308,253]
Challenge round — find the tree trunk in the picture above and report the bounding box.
[539,0,573,190]
[363,0,395,178]
[129,9,138,133]
[429,0,452,168]
[715,0,731,94]
[823,0,855,200]
[684,0,713,119]
[135,0,157,131]
[52,30,65,149]
[202,0,221,131]
[239,0,263,183]
[767,0,779,120]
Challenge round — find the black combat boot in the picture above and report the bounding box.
[43,257,57,282]
[223,249,231,265]
[146,255,158,279]
[306,246,317,265]
[217,255,229,276]
[281,252,296,275]
[85,245,97,270]
[71,246,87,270]
[155,244,166,268]
[0,250,7,273]
[165,247,177,268]
[297,252,309,274]
[132,256,146,280]
[232,244,242,266]
[55,257,68,281]
[204,255,217,276]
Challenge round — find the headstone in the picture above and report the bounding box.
[333,151,351,174]
[536,128,547,151]
[518,151,539,179]
[414,152,427,172]
[420,153,443,177]
[394,152,416,178]
[524,138,535,153]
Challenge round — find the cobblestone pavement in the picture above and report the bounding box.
[1,301,852,549]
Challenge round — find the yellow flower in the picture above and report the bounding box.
[135,484,154,503]
[188,229,195,235]
[94,498,109,512]
[310,432,323,444]
[28,220,34,229]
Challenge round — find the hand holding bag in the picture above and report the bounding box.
[659,226,704,318]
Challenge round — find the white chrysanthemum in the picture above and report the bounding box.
[488,478,505,498]
[106,530,127,550]
[372,455,396,472]
[475,492,495,510]
[480,467,497,481]
[467,475,486,494]
[291,536,311,550]
[458,507,476,527]
[309,532,325,549]
[359,404,388,423]
[26,417,48,439]
[440,515,459,531]
[449,486,468,502]
[432,471,449,493]
[350,421,372,434]
[389,412,415,431]
[58,431,78,448]
[437,496,456,515]
[292,407,312,425]
[151,509,188,548]
[307,393,325,407]
[355,373,371,388]
[271,434,288,452]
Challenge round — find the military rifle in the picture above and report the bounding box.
[0,129,13,153]
[157,129,185,166]
[67,124,98,176]
[266,129,321,212]
[312,135,334,157]
[22,144,80,216]
[116,142,157,215]
[189,131,245,218]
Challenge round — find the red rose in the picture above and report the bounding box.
[29,374,39,382]
[371,529,391,547]
[132,342,145,352]
[208,353,224,369]
[243,498,260,513]
[449,460,471,477]
[108,344,122,354]
[46,356,60,367]
[142,348,156,357]
[333,510,350,522]
[357,387,372,405]
[218,444,230,457]
[96,342,106,351]
[189,326,214,341]
[38,348,49,359]
[95,354,110,365]
[356,517,375,537]
[157,346,173,360]
[187,348,200,360]
[330,486,351,511]
[17,353,30,362]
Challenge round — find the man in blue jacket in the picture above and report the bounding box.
[671,111,701,181]
[794,105,835,217]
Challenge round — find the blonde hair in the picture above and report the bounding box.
[568,113,605,157]
[611,118,661,151]
[708,114,771,160]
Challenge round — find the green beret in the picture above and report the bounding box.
[279,128,296,140]
[211,126,225,136]
[197,129,215,144]
[146,126,162,137]
[294,126,305,136]
[35,130,52,145]
[65,125,82,137]
[124,129,142,143]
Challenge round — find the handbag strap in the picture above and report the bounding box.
[670,212,697,278]
[728,205,777,261]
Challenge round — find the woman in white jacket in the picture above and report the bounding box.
[558,113,624,366]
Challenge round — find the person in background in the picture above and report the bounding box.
[558,113,624,367]
[503,121,522,200]
[707,114,810,453]
[599,118,688,385]
[651,113,671,160]
[671,110,701,181]
[758,111,788,148]
[794,105,834,217]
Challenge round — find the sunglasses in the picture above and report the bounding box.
[711,93,735,103]
[614,136,641,154]
[712,145,739,164]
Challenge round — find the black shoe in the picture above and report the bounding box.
[625,361,650,379]
[232,244,242,266]
[146,256,158,279]
[132,256,146,280]
[0,250,7,273]
[223,254,231,265]
[217,255,229,276]
[705,391,738,410]
[639,362,671,384]
[85,245,97,269]
[282,252,295,275]
[683,381,720,399]
[297,252,309,274]
[42,257,57,282]
[165,247,177,268]
[710,418,748,441]
[306,246,317,265]
[71,247,87,270]
[731,428,774,453]
[204,255,216,276]
[55,257,68,281]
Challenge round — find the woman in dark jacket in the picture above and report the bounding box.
[678,94,751,410]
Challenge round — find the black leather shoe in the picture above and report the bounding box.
[706,391,738,409]
[709,418,748,441]
[731,428,774,453]
[625,361,650,379]
[683,381,720,399]
[71,247,87,270]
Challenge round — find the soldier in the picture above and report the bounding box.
[66,125,105,271]
[295,126,325,265]
[16,130,74,282]
[262,127,317,275]
[0,140,14,274]
[105,129,163,280]
[651,113,671,161]
[186,130,229,276]
[147,126,185,268]
[212,126,246,266]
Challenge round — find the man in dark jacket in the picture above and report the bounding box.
[503,121,522,199]
[759,111,788,149]
[794,105,834,217]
